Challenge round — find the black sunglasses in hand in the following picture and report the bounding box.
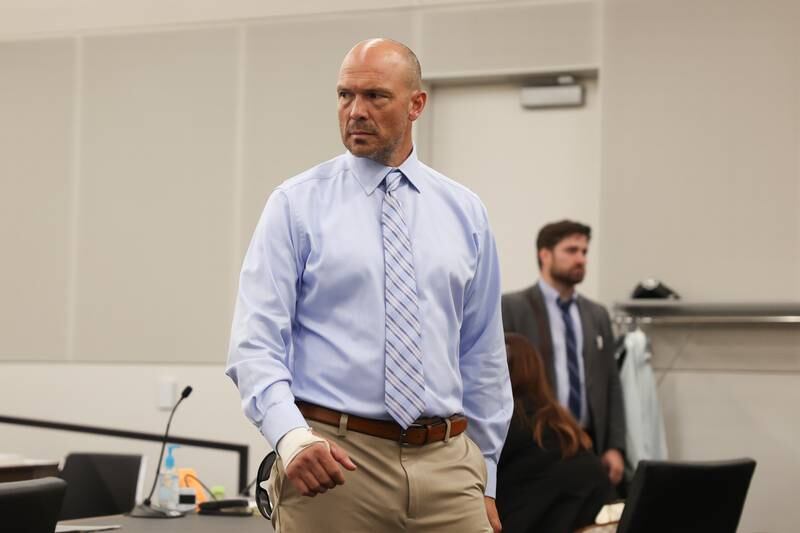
[256,451,277,520]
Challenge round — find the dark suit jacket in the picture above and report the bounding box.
[501,283,626,455]
[497,413,610,533]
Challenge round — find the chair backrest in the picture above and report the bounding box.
[616,458,756,533]
[0,476,67,533]
[57,452,144,520]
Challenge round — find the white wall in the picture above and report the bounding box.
[0,39,73,360]
[426,80,602,296]
[0,0,451,39]
[599,0,800,303]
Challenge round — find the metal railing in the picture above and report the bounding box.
[613,300,800,326]
[0,415,250,494]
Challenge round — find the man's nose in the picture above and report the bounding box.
[349,95,368,120]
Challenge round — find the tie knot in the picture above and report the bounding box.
[384,170,403,194]
[557,298,574,313]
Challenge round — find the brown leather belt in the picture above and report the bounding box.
[297,401,468,446]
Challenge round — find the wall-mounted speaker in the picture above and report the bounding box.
[520,81,584,109]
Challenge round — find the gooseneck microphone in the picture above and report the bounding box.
[129,385,193,519]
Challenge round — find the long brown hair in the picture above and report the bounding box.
[505,332,592,458]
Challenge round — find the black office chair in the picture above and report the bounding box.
[57,452,144,520]
[616,458,756,533]
[0,476,67,533]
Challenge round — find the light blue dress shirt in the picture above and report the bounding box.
[226,149,513,496]
[538,279,589,427]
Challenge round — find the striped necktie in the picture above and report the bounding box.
[381,169,425,428]
[557,297,583,422]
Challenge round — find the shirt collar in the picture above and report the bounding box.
[539,278,579,307]
[346,146,424,196]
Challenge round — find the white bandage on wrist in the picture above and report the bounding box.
[276,427,329,467]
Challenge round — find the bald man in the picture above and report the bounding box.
[227,39,512,532]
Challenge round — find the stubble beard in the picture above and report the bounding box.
[550,265,585,288]
[351,141,395,166]
[347,136,401,166]
[343,119,403,166]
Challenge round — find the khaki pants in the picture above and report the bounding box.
[268,419,491,533]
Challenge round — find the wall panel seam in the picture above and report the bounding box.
[65,36,84,362]
[233,25,247,282]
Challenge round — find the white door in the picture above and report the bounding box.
[418,80,602,297]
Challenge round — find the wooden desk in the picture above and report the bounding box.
[60,512,273,532]
[0,459,59,482]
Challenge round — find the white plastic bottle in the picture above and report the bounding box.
[157,444,180,510]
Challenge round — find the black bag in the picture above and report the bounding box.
[631,279,679,300]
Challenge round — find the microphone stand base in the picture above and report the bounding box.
[127,504,185,518]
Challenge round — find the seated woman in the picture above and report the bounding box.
[497,333,611,533]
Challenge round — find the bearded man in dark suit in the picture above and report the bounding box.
[501,220,625,486]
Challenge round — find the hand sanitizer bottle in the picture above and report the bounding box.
[157,444,180,510]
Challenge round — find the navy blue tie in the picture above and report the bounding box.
[557,298,583,421]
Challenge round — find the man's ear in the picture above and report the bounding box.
[408,90,427,122]
[538,248,550,270]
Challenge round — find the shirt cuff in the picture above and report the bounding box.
[276,427,328,467]
[484,457,498,498]
[261,400,309,449]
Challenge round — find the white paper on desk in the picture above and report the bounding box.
[55,525,121,532]
[594,502,624,524]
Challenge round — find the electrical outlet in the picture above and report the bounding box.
[158,377,177,410]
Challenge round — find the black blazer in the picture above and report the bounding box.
[497,412,610,533]
[501,283,626,455]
